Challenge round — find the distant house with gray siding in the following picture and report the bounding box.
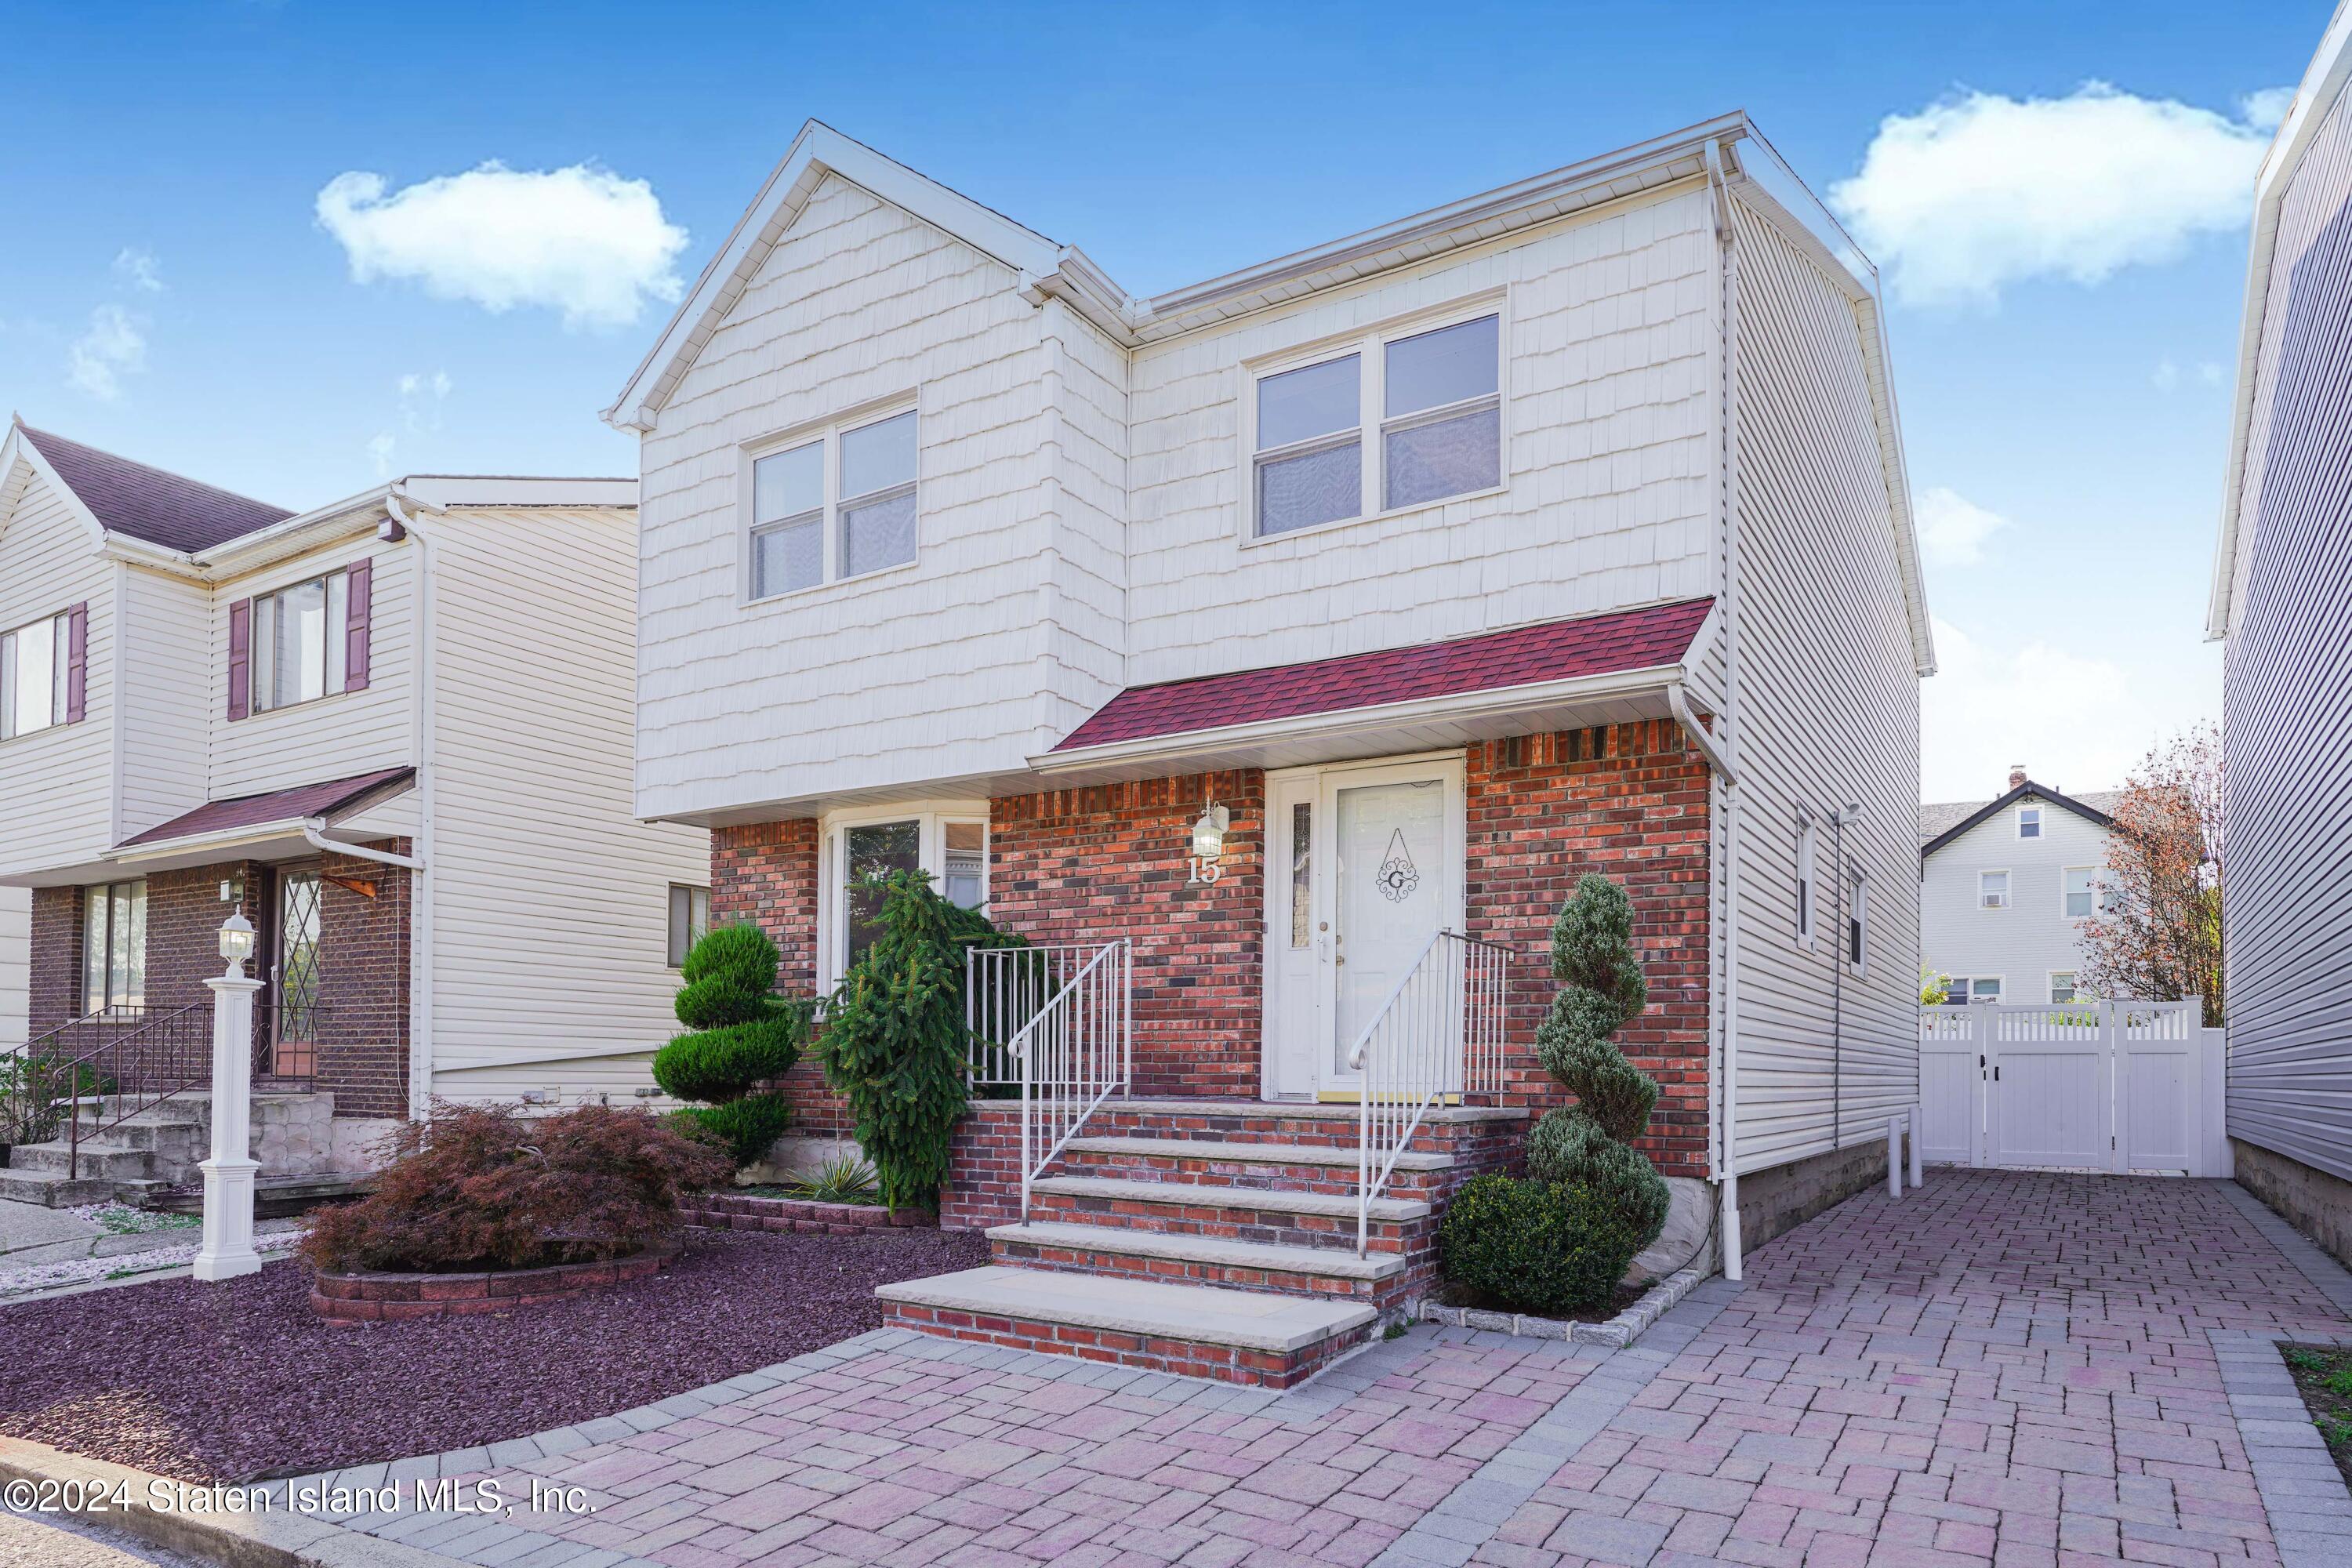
[2207,5,2352,1267]
[1919,766,2118,1007]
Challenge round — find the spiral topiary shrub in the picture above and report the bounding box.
[1523,873,1671,1263]
[1437,1172,1644,1315]
[654,923,809,1167]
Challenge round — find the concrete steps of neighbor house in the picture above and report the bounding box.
[876,1264,1380,1388]
[988,1219,1408,1305]
[9,1141,158,1181]
[0,1166,120,1207]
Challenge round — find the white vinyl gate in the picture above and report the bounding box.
[1918,1002,2230,1176]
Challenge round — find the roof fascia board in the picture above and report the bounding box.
[398,475,637,510]
[2209,0,2352,638]
[604,122,1065,430]
[1918,780,2115,861]
[2,421,111,554]
[1029,661,1686,775]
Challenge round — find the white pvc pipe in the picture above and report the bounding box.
[1910,1104,1925,1189]
[1887,1116,1903,1196]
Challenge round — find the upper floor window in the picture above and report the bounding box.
[750,408,918,599]
[2017,805,2042,839]
[1253,311,1501,537]
[1979,869,2010,909]
[0,610,71,740]
[252,569,351,713]
[2063,866,2097,920]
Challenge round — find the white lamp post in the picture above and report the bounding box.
[193,911,263,1282]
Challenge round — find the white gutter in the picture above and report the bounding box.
[302,820,424,871]
[385,489,438,1120]
[1667,683,1736,786]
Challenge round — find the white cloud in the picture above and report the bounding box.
[1829,82,2283,306]
[112,247,163,293]
[1922,618,2143,800]
[67,304,147,401]
[2198,361,2227,387]
[397,368,452,431]
[2241,85,2297,132]
[316,162,688,330]
[2153,358,2180,392]
[1915,486,2010,567]
[366,432,397,480]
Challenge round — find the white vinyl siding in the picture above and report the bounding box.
[1725,193,1922,1176]
[2220,69,2352,1184]
[0,460,114,880]
[1920,799,2109,1025]
[0,886,27,1050]
[117,565,212,842]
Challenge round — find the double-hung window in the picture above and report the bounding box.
[1979,870,2010,909]
[252,570,350,713]
[2018,805,2042,839]
[2063,866,2096,919]
[666,884,712,967]
[749,408,918,598]
[0,612,69,740]
[83,879,146,1016]
[822,808,986,983]
[1252,310,1501,537]
[2050,972,2080,1004]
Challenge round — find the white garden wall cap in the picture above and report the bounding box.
[876,1265,1377,1352]
[988,1221,1410,1279]
[1031,1174,1429,1221]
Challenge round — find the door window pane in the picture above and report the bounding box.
[1385,315,1497,417]
[1258,441,1362,535]
[1258,354,1359,451]
[1385,405,1500,510]
[840,488,917,576]
[1290,803,1312,949]
[82,887,107,1013]
[844,820,921,970]
[82,880,146,1014]
[840,411,916,499]
[942,822,986,909]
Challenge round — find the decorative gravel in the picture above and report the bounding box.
[0,1226,988,1484]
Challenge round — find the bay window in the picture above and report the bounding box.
[1252,307,1503,537]
[82,880,146,1015]
[822,807,987,982]
[749,406,919,599]
[0,611,70,740]
[252,569,350,712]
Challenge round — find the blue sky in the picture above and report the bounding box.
[0,1,2326,800]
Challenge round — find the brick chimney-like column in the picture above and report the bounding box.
[2008,764,2027,790]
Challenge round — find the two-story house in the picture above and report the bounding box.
[1919,766,2119,1006]
[0,420,710,1203]
[608,114,1932,1381]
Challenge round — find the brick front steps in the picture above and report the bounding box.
[885,1098,1525,1385]
[875,1264,1379,1388]
[682,1191,936,1236]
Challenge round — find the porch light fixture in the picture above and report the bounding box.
[1191,800,1230,862]
[218,910,256,975]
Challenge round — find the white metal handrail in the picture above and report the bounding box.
[967,940,1131,1215]
[1347,928,1512,1255]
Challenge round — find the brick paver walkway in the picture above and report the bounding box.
[276,1172,2352,1568]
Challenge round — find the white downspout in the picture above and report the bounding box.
[301,821,423,871]
[1704,139,1748,1283]
[383,490,436,1120]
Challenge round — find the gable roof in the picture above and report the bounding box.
[16,422,293,552]
[1918,780,2120,858]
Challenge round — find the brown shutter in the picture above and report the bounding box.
[227,597,251,720]
[64,602,87,724]
[344,557,372,691]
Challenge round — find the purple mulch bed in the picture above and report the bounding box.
[0,1226,988,1485]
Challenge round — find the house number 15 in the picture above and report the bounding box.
[1187,856,1223,886]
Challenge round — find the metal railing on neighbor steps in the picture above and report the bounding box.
[3,1002,212,1177]
[1348,928,1513,1255]
[967,941,1132,1216]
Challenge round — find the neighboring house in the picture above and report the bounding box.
[2208,5,2352,1269]
[0,421,709,1203]
[1919,765,2119,1006]
[607,114,1931,1379]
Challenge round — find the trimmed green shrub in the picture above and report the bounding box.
[654,924,808,1169]
[674,1094,796,1167]
[1523,875,1672,1252]
[817,869,1025,1210]
[1438,1173,1642,1315]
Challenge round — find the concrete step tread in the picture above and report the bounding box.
[989,1221,1406,1280]
[1032,1174,1428,1221]
[877,1265,1377,1352]
[1107,1098,1526,1124]
[1062,1135,1450,1171]
[0,1170,117,1207]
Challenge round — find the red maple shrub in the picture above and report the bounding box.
[301,1102,735,1274]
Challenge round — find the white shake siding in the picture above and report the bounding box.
[209,539,414,798]
[0,887,26,1049]
[1726,197,1921,1174]
[1123,184,1716,688]
[116,564,212,841]
[0,463,116,881]
[1039,299,1129,738]
[1920,804,2109,1002]
[637,174,1059,822]
[424,505,710,1098]
[2222,77,2352,1183]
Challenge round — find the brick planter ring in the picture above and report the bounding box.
[681,1192,938,1236]
[309,1242,679,1323]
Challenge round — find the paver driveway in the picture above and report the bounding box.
[259,1171,2352,1568]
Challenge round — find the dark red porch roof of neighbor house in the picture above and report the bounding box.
[118,767,416,848]
[1053,597,1715,752]
[20,425,295,554]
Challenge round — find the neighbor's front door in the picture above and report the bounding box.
[1262,756,1463,1099]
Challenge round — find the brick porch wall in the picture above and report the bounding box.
[30,862,270,1037]
[708,818,843,1137]
[1465,721,1712,1179]
[989,770,1266,1101]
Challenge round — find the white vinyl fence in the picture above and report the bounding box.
[1919,1001,2230,1176]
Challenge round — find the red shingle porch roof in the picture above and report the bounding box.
[118,767,416,849]
[1052,598,1715,754]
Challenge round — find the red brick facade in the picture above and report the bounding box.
[707,728,1715,1178]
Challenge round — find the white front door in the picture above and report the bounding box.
[1262,756,1464,1099]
